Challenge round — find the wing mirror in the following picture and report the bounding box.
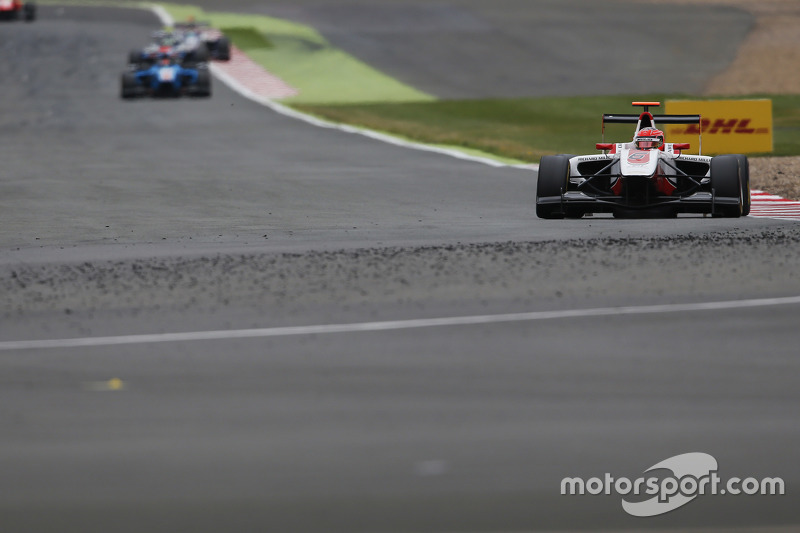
[596,143,614,151]
[673,143,690,150]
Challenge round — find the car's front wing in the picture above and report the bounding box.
[536,190,740,216]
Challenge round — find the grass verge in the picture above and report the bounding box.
[296,94,800,164]
[219,27,274,50]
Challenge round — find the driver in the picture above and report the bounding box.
[634,128,664,150]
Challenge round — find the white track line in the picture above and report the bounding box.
[209,63,531,169]
[147,6,533,170]
[149,4,173,26]
[3,295,800,351]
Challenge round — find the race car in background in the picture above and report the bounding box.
[121,53,211,99]
[535,102,750,218]
[127,22,230,69]
[0,0,36,21]
[174,21,231,61]
[128,30,209,69]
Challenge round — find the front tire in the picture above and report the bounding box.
[735,154,751,216]
[120,72,139,99]
[710,154,743,218]
[194,70,212,97]
[536,155,571,219]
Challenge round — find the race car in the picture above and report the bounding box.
[174,21,231,61]
[535,102,750,218]
[127,30,210,69]
[0,0,36,21]
[120,54,211,99]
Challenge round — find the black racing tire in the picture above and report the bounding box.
[536,155,571,219]
[128,49,142,66]
[193,44,210,63]
[194,70,212,97]
[24,2,36,22]
[215,37,231,61]
[120,72,139,99]
[735,154,751,216]
[710,154,743,218]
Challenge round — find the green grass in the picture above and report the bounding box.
[219,27,273,50]
[296,94,800,163]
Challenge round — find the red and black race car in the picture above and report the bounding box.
[0,0,36,22]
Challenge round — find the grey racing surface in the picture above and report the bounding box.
[187,0,753,99]
[1,4,799,533]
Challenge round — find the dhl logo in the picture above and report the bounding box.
[673,118,770,135]
[666,99,773,153]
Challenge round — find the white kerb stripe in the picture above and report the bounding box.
[2,295,800,351]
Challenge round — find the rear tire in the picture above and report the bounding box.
[194,70,212,97]
[193,45,210,63]
[710,154,743,218]
[536,155,571,219]
[215,37,231,61]
[128,49,142,67]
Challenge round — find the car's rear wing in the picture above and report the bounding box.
[174,21,212,29]
[602,102,704,154]
[602,114,701,125]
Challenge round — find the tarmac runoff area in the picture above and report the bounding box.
[0,4,799,533]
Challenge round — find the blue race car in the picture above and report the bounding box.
[121,54,211,99]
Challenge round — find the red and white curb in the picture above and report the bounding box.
[212,45,298,100]
[750,190,800,220]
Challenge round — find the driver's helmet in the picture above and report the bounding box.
[635,128,664,150]
[158,52,172,66]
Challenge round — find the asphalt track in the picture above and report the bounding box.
[187,0,753,99]
[1,4,799,533]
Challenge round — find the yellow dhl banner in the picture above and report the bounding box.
[665,99,772,154]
